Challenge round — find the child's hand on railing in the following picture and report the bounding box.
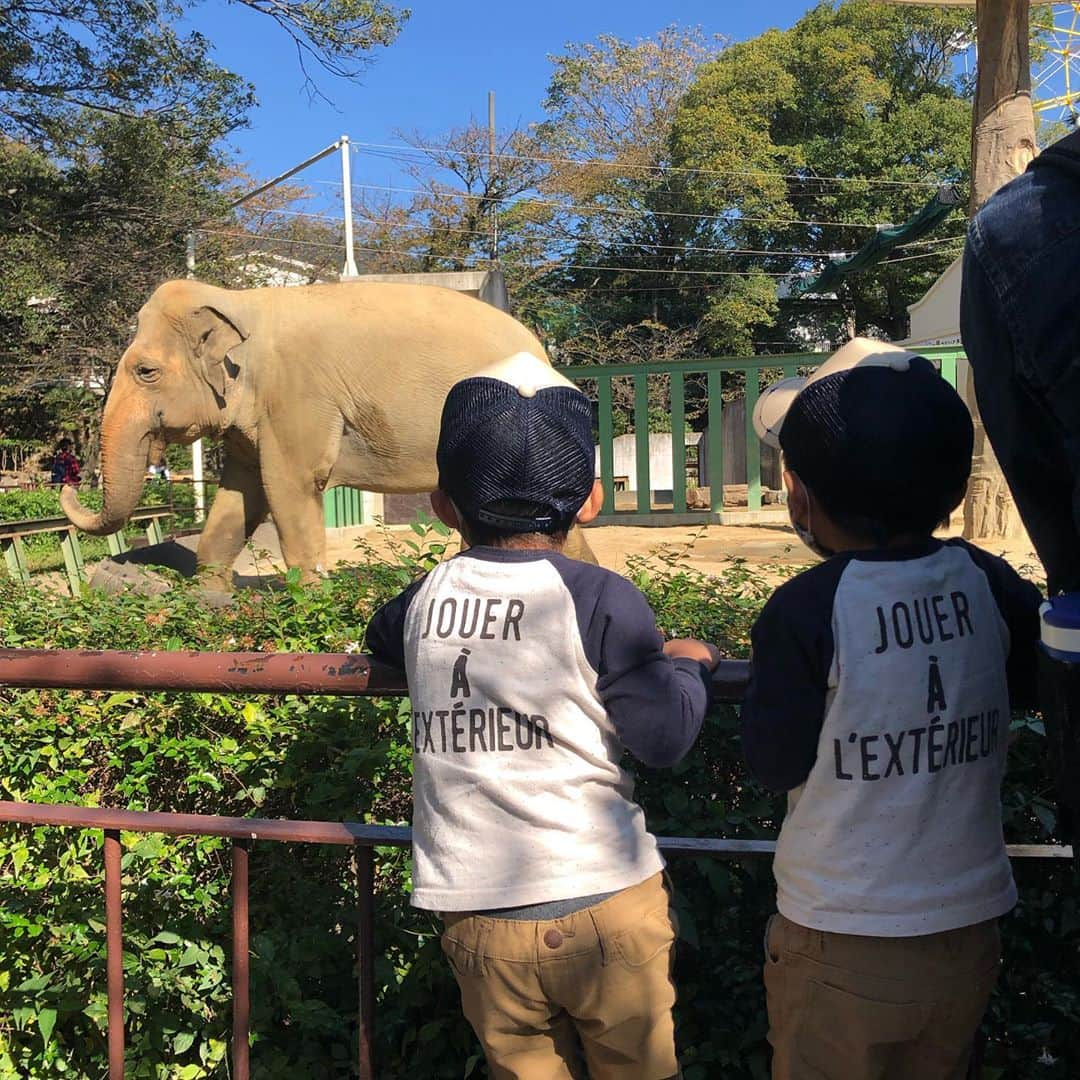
[663,638,722,671]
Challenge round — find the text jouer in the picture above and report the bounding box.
[874,590,973,653]
[420,596,526,641]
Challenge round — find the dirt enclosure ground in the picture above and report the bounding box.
[320,518,1044,582]
[64,516,1040,597]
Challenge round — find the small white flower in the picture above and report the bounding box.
[1037,1049,1057,1066]
[224,636,237,648]
[344,640,362,654]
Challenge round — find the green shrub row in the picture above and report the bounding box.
[0,526,1075,1078]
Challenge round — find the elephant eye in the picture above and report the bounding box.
[135,363,160,383]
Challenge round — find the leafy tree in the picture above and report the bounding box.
[529,28,731,355]
[0,115,237,468]
[0,0,408,149]
[0,0,408,464]
[393,120,547,273]
[672,0,976,345]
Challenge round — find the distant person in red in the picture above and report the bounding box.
[50,438,81,486]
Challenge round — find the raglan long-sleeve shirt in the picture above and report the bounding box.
[740,538,1041,937]
[365,546,713,911]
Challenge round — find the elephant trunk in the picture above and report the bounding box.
[61,401,153,536]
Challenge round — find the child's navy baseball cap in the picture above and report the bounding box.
[752,337,973,532]
[437,352,596,534]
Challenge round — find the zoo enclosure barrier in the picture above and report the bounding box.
[0,506,178,596]
[0,481,370,591]
[556,345,964,525]
[0,647,1068,1080]
[0,349,965,563]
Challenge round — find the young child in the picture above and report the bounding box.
[365,351,719,1080]
[743,338,1041,1080]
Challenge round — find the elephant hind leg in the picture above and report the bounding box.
[258,438,329,581]
[195,459,269,588]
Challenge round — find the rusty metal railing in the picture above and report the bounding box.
[0,648,753,701]
[0,650,1070,1079]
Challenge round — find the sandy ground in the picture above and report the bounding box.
[49,516,1039,598]
[316,519,1045,581]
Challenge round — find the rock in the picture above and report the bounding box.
[686,485,782,509]
[90,558,173,596]
[88,538,198,597]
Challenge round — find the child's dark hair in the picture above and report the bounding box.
[780,359,973,545]
[802,482,963,546]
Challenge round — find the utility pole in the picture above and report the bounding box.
[488,91,499,265]
[340,134,360,279]
[185,232,206,525]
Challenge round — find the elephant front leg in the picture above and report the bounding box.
[195,458,269,589]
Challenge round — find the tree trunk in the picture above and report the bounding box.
[962,0,1037,540]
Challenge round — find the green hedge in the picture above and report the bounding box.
[0,528,1075,1078]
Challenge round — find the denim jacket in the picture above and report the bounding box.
[961,130,1080,593]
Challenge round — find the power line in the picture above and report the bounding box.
[560,263,800,278]
[195,228,436,261]
[312,179,930,232]
[547,248,961,291]
[350,139,948,190]
[355,146,937,204]
[356,145,953,204]
[250,203,966,261]
[196,226,960,281]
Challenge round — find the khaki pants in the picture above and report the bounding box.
[763,912,1001,1080]
[440,873,680,1080]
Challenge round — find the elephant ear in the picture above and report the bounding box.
[190,304,248,399]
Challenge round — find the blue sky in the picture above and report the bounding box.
[209,1,817,195]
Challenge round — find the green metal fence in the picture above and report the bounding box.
[323,486,365,528]
[557,345,963,524]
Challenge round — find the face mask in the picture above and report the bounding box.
[787,474,835,559]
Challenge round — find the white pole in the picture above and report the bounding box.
[488,91,499,264]
[340,135,360,279]
[186,232,206,524]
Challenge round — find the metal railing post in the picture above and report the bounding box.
[633,374,651,514]
[707,370,724,516]
[232,841,251,1080]
[745,372,762,512]
[59,527,86,596]
[597,376,615,519]
[354,844,375,1080]
[104,829,125,1080]
[2,536,30,583]
[144,517,164,547]
[671,373,687,513]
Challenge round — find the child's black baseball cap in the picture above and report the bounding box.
[436,352,596,534]
[753,338,973,535]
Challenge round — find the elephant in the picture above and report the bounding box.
[61,278,597,587]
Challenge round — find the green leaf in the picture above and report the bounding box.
[36,1008,57,1046]
[178,944,205,968]
[173,1031,196,1054]
[102,692,138,712]
[82,1002,108,1032]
